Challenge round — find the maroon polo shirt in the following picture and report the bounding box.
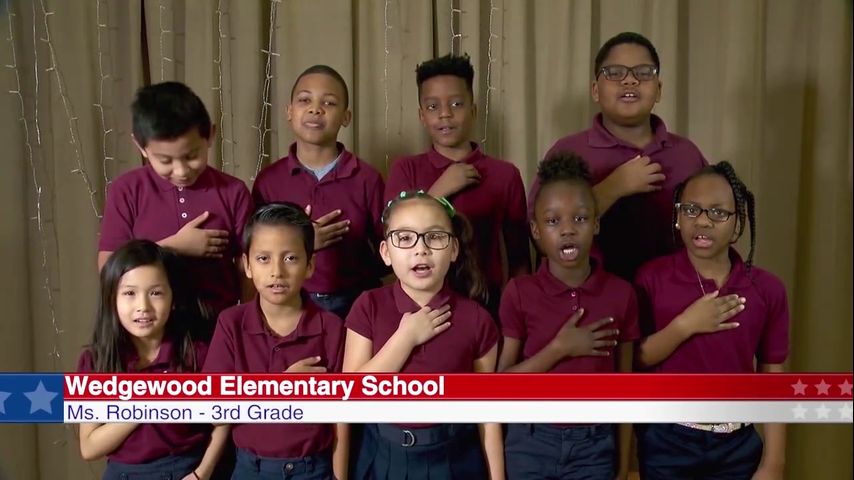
[346,282,498,373]
[203,295,345,458]
[528,114,707,281]
[77,338,210,464]
[500,261,640,373]
[252,143,385,294]
[99,165,252,316]
[385,144,530,292]
[634,248,790,372]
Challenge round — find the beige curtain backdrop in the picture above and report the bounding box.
[0,0,850,478]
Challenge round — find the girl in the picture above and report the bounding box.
[634,162,789,480]
[78,240,229,480]
[499,153,638,480]
[343,191,503,479]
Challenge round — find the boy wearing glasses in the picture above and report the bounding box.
[528,32,708,281]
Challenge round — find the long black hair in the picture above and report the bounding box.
[673,161,757,270]
[89,240,209,372]
[382,191,487,304]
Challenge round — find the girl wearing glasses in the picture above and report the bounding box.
[634,161,789,480]
[343,190,503,480]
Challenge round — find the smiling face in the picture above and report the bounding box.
[532,181,599,275]
[592,43,661,127]
[243,224,315,310]
[287,73,351,148]
[115,264,172,343]
[677,173,738,263]
[418,75,476,152]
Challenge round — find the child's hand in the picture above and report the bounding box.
[610,155,665,196]
[168,211,229,257]
[397,305,452,347]
[675,291,745,336]
[429,163,481,197]
[306,205,350,250]
[285,356,328,373]
[550,308,619,358]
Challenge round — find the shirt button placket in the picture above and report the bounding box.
[177,187,188,220]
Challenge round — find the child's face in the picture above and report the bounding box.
[243,224,315,309]
[418,75,476,151]
[592,43,661,127]
[380,200,459,295]
[531,182,599,271]
[116,264,172,342]
[134,127,211,188]
[677,174,738,261]
[288,73,351,148]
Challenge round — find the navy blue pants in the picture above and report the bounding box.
[308,290,360,320]
[103,451,201,480]
[354,423,487,480]
[637,424,763,480]
[504,423,615,480]
[231,449,333,480]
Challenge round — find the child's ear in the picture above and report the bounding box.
[305,254,316,279]
[242,254,252,279]
[379,240,393,267]
[450,237,459,263]
[529,219,541,240]
[593,216,601,236]
[208,124,218,145]
[655,79,662,103]
[591,81,600,104]
[131,134,148,158]
[341,109,352,128]
[286,103,293,122]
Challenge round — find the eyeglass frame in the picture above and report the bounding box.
[675,202,736,223]
[385,229,455,250]
[596,64,659,82]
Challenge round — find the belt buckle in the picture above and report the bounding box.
[401,429,416,447]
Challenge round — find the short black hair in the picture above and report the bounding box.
[594,32,661,73]
[242,202,315,259]
[131,82,212,148]
[415,53,475,98]
[290,65,349,109]
[534,152,595,211]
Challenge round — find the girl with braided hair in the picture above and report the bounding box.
[634,161,789,479]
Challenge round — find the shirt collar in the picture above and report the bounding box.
[587,113,671,151]
[535,257,609,296]
[122,337,176,371]
[673,248,752,289]
[147,163,212,192]
[285,142,358,181]
[392,280,454,314]
[243,294,323,340]
[426,142,484,169]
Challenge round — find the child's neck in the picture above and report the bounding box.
[131,335,163,370]
[688,250,732,289]
[400,282,442,308]
[295,140,340,169]
[260,296,304,337]
[548,258,591,289]
[434,141,473,162]
[601,115,654,149]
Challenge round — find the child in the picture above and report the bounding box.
[78,239,229,480]
[99,81,253,320]
[203,203,348,479]
[343,191,503,479]
[634,161,789,479]
[528,32,707,281]
[252,65,385,320]
[499,153,639,480]
[385,53,530,312]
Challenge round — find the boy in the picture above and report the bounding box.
[528,32,707,281]
[385,53,530,312]
[204,203,347,479]
[252,65,385,320]
[98,81,253,318]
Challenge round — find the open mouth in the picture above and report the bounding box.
[558,243,580,262]
[619,91,639,101]
[411,263,434,278]
[268,283,289,294]
[692,234,714,249]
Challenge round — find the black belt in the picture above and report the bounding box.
[374,424,473,448]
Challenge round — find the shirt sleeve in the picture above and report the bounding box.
[202,315,237,372]
[383,158,416,204]
[498,279,526,340]
[76,349,95,372]
[503,167,531,277]
[325,316,347,373]
[365,171,391,280]
[633,269,658,338]
[251,171,270,207]
[757,276,790,365]
[232,183,254,256]
[619,287,641,342]
[98,178,135,252]
[344,291,374,341]
[475,306,499,359]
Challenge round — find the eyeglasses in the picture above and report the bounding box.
[676,203,735,223]
[386,230,453,250]
[597,64,659,82]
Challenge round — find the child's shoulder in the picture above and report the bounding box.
[745,265,787,299]
[109,165,153,191]
[215,302,254,329]
[347,151,383,180]
[478,152,523,177]
[205,167,250,191]
[635,252,679,283]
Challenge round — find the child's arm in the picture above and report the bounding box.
[332,423,349,480]
[188,424,231,480]
[753,363,786,480]
[78,422,138,461]
[344,306,451,373]
[158,211,230,258]
[428,163,481,198]
[593,155,665,214]
[501,309,618,373]
[636,291,744,368]
[503,170,532,278]
[615,342,634,480]
[474,344,504,480]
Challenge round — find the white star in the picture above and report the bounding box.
[0,391,10,415]
[838,403,853,420]
[815,380,831,395]
[839,380,852,396]
[23,381,58,414]
[791,403,807,419]
[791,379,808,395]
[815,403,831,419]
